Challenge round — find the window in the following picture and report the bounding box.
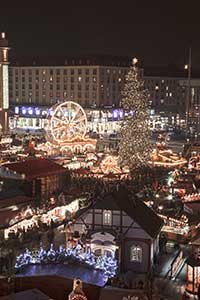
[103,210,112,225]
[130,245,142,262]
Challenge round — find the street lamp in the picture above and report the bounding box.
[132,57,138,66]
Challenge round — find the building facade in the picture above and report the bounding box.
[8,56,200,135]
[9,57,131,109]
[72,187,163,273]
[9,56,194,114]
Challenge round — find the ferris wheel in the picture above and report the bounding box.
[48,101,88,144]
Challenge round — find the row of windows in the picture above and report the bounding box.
[11,68,127,76]
[11,91,98,99]
[11,84,98,91]
[11,68,98,76]
[12,76,98,83]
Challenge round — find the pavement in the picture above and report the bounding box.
[154,244,194,300]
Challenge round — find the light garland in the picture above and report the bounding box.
[70,295,87,300]
[15,243,117,278]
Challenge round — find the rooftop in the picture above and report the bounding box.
[2,158,67,180]
[10,55,131,67]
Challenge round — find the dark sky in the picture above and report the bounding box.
[1,1,200,67]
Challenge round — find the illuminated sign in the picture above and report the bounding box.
[2,65,9,109]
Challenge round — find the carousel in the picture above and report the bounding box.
[91,154,129,179]
[43,101,97,155]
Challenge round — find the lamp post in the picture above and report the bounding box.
[185,47,192,136]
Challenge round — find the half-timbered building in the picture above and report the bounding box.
[72,186,163,273]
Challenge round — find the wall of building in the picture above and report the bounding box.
[9,63,198,115]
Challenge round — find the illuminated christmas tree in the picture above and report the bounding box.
[119,58,151,170]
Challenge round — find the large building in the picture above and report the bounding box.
[7,55,200,134]
[9,56,131,108]
[9,56,198,114]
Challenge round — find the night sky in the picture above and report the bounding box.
[1,1,200,67]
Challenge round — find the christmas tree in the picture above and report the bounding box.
[119,58,151,170]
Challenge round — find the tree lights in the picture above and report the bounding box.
[118,58,151,170]
[15,243,117,278]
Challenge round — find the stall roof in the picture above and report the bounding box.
[16,263,107,287]
[0,288,51,300]
[3,158,67,180]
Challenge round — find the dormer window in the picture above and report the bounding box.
[103,210,112,225]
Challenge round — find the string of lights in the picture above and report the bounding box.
[119,59,152,170]
[15,244,117,278]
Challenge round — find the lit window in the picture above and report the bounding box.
[118,78,122,82]
[130,245,142,262]
[103,210,112,225]
[78,76,82,82]
[166,86,169,91]
[155,85,159,90]
[169,92,172,97]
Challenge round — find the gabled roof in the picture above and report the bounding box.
[80,187,163,239]
[92,194,119,210]
[2,158,67,180]
[113,187,163,239]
